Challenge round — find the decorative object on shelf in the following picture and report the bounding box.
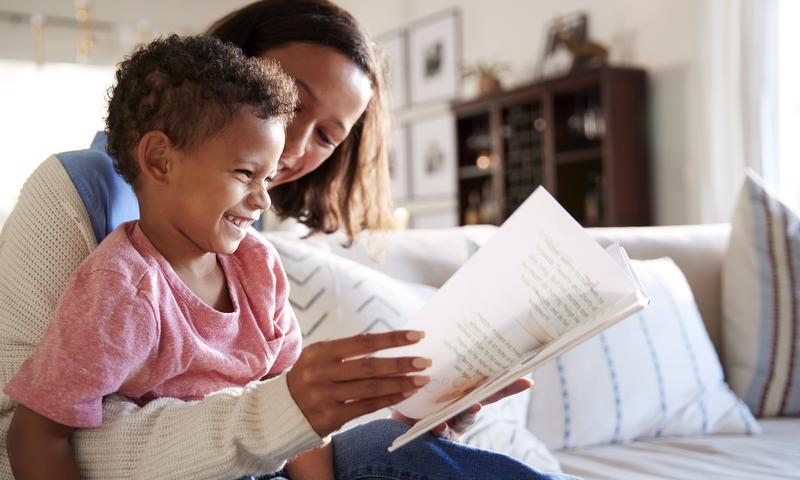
[583,172,602,225]
[377,30,408,110]
[408,9,461,104]
[536,12,608,79]
[410,114,457,198]
[461,61,509,96]
[389,126,410,200]
[463,191,481,225]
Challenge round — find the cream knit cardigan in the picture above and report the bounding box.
[0,156,324,479]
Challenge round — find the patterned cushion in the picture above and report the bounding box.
[263,233,435,345]
[723,172,800,417]
[527,258,759,450]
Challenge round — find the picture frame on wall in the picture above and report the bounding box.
[389,126,409,200]
[408,9,460,105]
[377,30,408,109]
[409,114,456,198]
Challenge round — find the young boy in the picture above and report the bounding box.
[3,35,344,479]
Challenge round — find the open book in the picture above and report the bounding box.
[386,187,649,452]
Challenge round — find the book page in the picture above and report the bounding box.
[385,187,641,420]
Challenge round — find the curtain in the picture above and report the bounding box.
[693,0,779,223]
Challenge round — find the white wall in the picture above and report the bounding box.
[0,0,718,225]
[340,0,715,225]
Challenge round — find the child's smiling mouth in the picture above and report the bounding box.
[223,213,257,229]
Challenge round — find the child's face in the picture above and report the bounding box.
[163,111,284,255]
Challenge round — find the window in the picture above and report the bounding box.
[0,60,113,225]
[778,0,800,208]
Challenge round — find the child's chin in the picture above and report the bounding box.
[215,238,243,255]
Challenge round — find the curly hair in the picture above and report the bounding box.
[105,34,297,186]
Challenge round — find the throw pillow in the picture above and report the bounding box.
[264,233,436,345]
[461,386,563,473]
[527,258,759,450]
[723,172,800,417]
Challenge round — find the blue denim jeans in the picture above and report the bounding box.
[252,419,580,480]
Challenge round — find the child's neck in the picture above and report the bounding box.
[138,218,234,313]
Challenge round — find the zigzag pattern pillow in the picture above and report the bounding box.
[723,172,800,417]
[264,233,435,345]
[526,258,759,450]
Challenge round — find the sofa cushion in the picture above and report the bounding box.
[527,258,758,450]
[263,233,435,345]
[723,172,800,417]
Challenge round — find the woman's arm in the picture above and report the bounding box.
[7,405,79,480]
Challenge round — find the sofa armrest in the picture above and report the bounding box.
[588,224,730,355]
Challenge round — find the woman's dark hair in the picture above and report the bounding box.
[105,34,297,187]
[207,0,393,244]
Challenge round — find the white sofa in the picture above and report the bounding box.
[290,223,800,479]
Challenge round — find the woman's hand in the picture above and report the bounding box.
[287,330,432,437]
[391,377,534,439]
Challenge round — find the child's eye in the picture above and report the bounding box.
[235,169,253,179]
[264,175,275,185]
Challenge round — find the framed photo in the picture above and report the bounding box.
[388,126,409,200]
[409,114,456,198]
[408,9,460,104]
[377,31,408,109]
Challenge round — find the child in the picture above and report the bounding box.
[3,35,428,480]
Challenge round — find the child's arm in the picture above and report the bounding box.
[285,443,335,480]
[7,404,80,480]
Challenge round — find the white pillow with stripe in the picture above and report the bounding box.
[723,172,800,417]
[527,257,759,450]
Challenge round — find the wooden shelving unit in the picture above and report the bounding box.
[453,66,651,227]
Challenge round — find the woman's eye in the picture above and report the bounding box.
[317,129,335,148]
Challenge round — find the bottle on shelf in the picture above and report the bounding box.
[464,191,481,225]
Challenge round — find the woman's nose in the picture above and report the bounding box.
[282,117,314,161]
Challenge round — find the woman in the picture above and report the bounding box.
[0,1,574,478]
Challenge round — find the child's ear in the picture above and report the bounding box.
[136,131,174,185]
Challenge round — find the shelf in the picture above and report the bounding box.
[458,165,496,179]
[454,66,650,227]
[554,147,603,165]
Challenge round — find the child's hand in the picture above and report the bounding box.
[287,330,431,437]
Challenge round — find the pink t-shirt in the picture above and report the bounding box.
[5,221,301,428]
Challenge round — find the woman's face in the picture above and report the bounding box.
[262,42,373,187]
